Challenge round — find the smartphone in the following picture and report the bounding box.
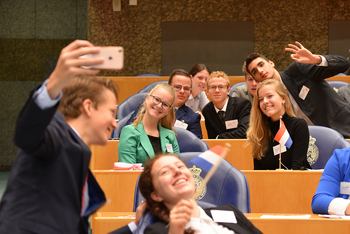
[80,46,124,70]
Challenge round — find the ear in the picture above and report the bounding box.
[269,60,275,68]
[150,191,163,203]
[227,87,231,95]
[82,99,94,117]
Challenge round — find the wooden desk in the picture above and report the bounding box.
[90,140,119,170]
[93,170,141,212]
[242,170,322,214]
[204,139,253,170]
[93,169,322,215]
[93,212,350,234]
[93,212,135,234]
[246,213,350,234]
[90,139,253,170]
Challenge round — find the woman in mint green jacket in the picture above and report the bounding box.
[118,84,180,165]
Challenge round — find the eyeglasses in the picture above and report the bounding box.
[150,95,172,110]
[208,85,228,91]
[172,84,191,93]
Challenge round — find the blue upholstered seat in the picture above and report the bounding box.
[133,152,251,213]
[307,125,350,169]
[137,81,168,94]
[229,82,246,96]
[173,127,209,153]
[110,111,136,139]
[116,93,147,120]
[327,80,349,92]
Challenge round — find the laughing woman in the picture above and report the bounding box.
[138,154,262,234]
[118,84,180,165]
[246,79,310,170]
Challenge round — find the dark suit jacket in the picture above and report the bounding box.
[202,96,251,139]
[144,204,262,234]
[175,104,202,139]
[0,90,106,234]
[281,55,350,138]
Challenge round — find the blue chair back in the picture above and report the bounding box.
[327,80,349,92]
[229,82,246,96]
[173,127,209,152]
[116,93,147,120]
[133,152,250,213]
[110,111,136,139]
[307,125,350,169]
[136,73,161,77]
[137,81,168,94]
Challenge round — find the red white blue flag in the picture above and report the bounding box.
[274,119,293,148]
[188,145,224,172]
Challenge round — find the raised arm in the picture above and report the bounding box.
[47,40,103,98]
[13,40,103,154]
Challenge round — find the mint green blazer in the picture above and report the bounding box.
[118,122,180,165]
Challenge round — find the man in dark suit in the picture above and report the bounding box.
[245,41,350,138]
[202,71,251,139]
[0,40,117,233]
[168,69,202,139]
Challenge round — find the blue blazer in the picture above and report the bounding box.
[312,148,350,214]
[118,121,180,165]
[0,88,105,234]
[175,105,202,139]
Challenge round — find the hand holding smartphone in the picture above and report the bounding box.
[80,46,124,70]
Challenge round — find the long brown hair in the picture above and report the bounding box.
[139,154,171,223]
[246,79,295,160]
[139,154,195,234]
[133,84,176,130]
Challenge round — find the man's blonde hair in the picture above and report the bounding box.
[207,71,230,87]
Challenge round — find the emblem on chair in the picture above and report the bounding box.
[307,135,319,166]
[189,165,206,200]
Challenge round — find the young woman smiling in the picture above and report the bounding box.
[246,79,310,170]
[186,63,211,113]
[118,84,180,165]
[138,154,262,234]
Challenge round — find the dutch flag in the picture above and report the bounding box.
[274,119,293,148]
[188,145,225,172]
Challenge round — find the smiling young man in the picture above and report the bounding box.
[231,61,260,103]
[245,41,350,138]
[168,69,203,139]
[202,71,251,139]
[0,40,117,234]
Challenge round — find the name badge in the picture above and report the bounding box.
[273,144,287,156]
[340,182,350,195]
[225,119,238,129]
[211,210,237,223]
[299,85,310,100]
[174,119,188,129]
[166,143,174,153]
